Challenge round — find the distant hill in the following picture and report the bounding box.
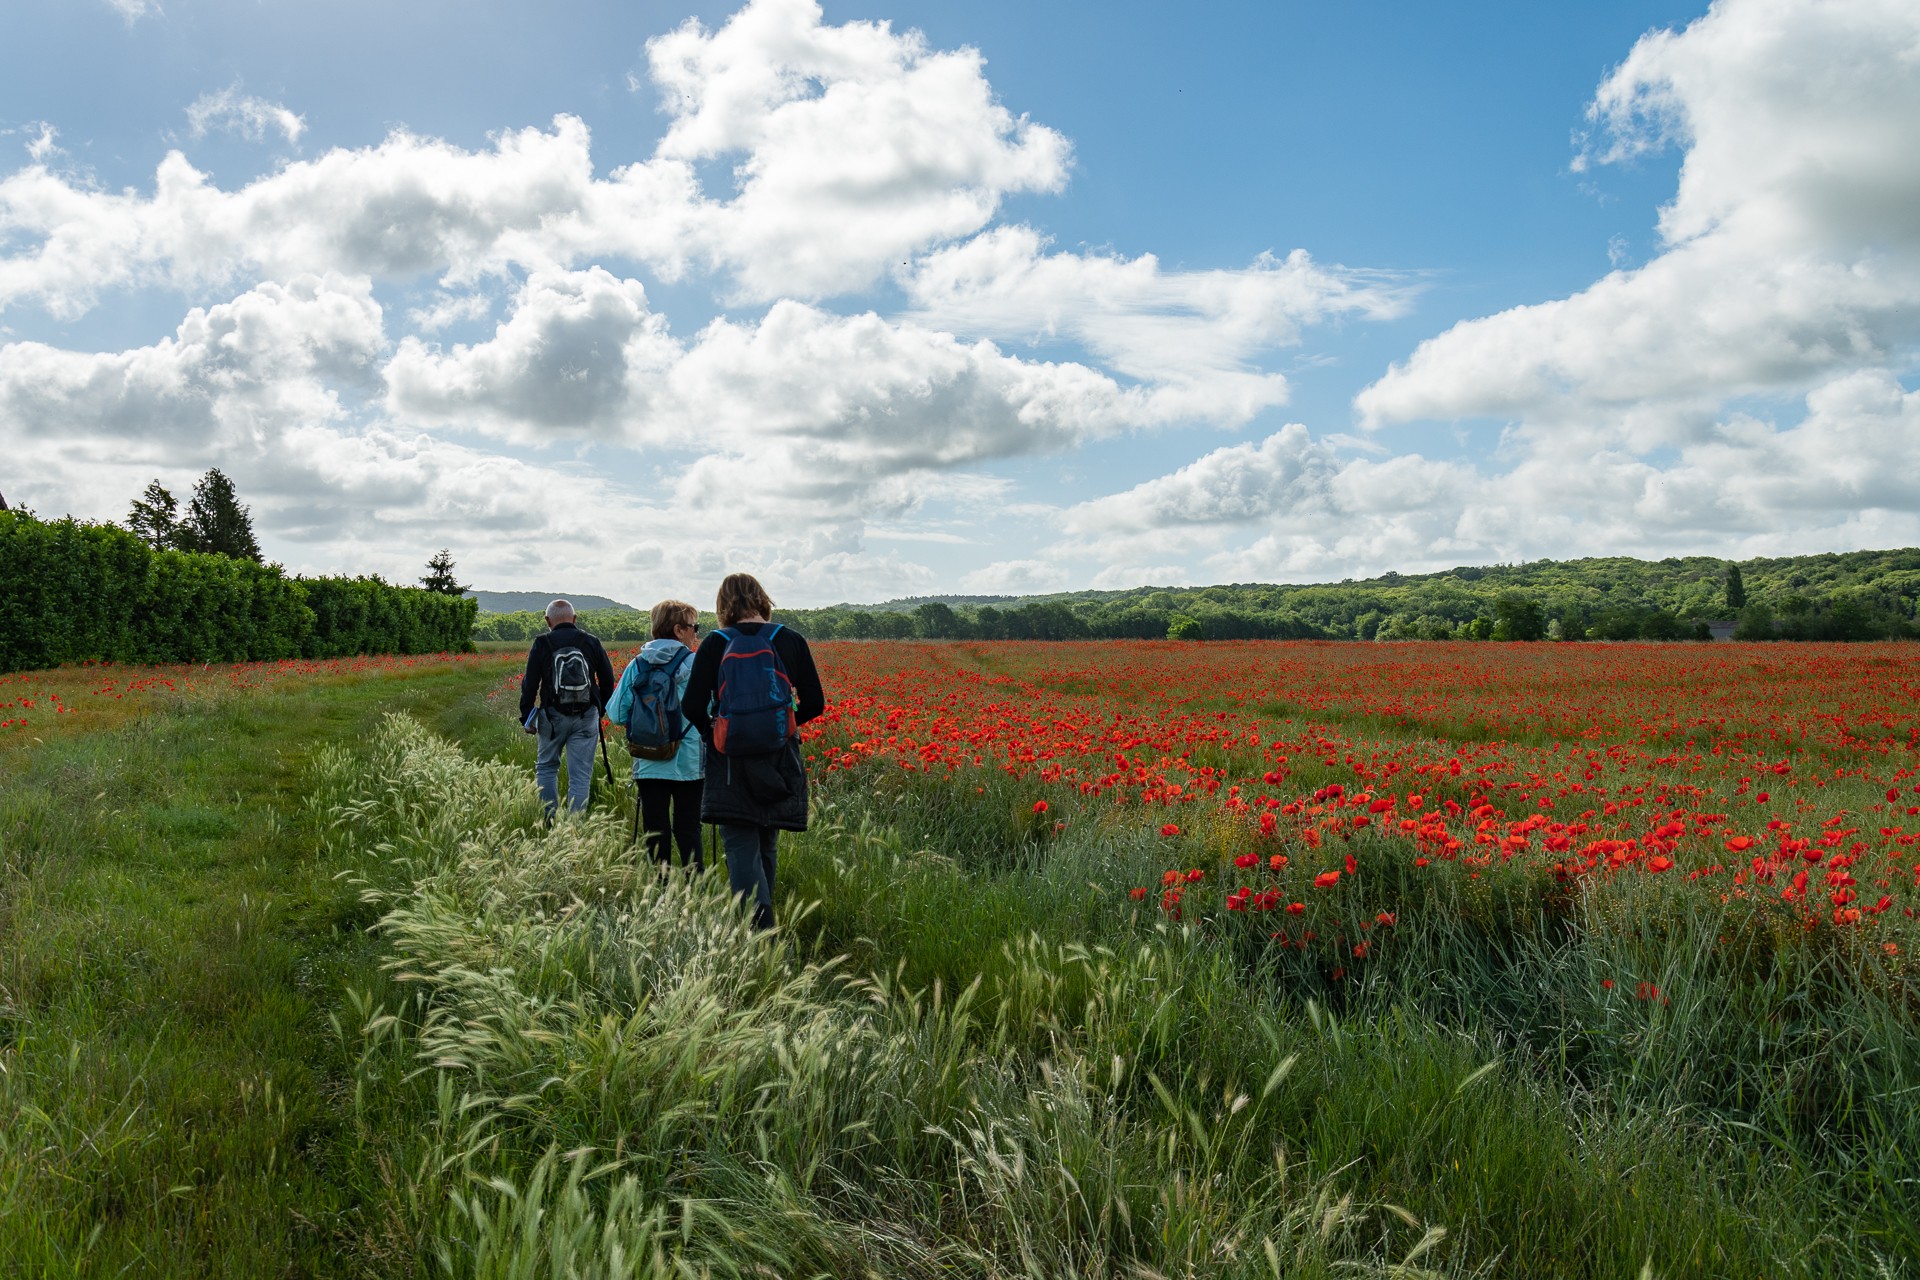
[466,590,639,615]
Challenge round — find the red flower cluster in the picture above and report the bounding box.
[803,640,1920,958]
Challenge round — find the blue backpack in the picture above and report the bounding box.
[624,649,691,761]
[712,624,794,756]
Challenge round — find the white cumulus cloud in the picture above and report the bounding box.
[387,269,1189,518]
[0,0,1072,320]
[0,273,383,450]
[644,0,1070,300]
[908,226,1409,397]
[1357,0,1920,432]
[387,268,675,439]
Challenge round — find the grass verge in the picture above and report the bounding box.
[0,656,538,1275]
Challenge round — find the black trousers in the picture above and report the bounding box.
[637,777,705,870]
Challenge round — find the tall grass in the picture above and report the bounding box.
[320,713,1887,1277]
[778,761,1917,1276]
[326,715,1464,1277]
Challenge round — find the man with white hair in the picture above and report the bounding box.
[518,599,616,821]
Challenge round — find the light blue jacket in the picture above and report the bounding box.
[607,638,704,782]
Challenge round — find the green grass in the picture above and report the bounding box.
[0,657,545,1275]
[4,655,1914,1277]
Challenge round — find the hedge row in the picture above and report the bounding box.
[0,511,477,671]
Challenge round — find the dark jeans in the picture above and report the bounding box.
[719,823,778,928]
[637,777,704,870]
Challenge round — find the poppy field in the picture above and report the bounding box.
[7,638,1918,1277]
[768,638,1920,1274]
[800,640,1920,965]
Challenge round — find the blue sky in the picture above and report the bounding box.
[2,0,1916,604]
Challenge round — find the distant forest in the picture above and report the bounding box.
[469,548,1920,644]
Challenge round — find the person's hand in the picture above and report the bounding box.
[523,722,538,735]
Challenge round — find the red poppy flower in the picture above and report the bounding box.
[1314,870,1341,889]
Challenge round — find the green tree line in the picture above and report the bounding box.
[0,510,477,671]
[474,549,1920,644]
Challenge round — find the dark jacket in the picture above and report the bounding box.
[683,622,825,830]
[519,622,617,720]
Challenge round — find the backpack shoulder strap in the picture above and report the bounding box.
[765,624,784,643]
[665,648,691,678]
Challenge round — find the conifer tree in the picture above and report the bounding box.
[184,468,262,561]
[1725,562,1747,612]
[420,549,469,595]
[127,480,187,550]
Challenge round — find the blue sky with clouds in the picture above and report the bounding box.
[2,0,1916,604]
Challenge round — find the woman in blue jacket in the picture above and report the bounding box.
[607,599,705,873]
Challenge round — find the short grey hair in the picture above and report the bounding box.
[544,599,575,622]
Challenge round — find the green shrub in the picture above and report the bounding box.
[0,510,475,671]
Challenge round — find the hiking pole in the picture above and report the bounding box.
[598,715,616,788]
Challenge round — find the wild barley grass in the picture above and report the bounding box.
[329,714,1460,1278]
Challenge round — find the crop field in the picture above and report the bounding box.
[2,640,1917,1277]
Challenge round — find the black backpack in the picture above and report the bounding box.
[550,645,596,714]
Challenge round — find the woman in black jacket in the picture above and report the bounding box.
[682,573,826,930]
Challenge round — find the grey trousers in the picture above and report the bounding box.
[534,707,599,819]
